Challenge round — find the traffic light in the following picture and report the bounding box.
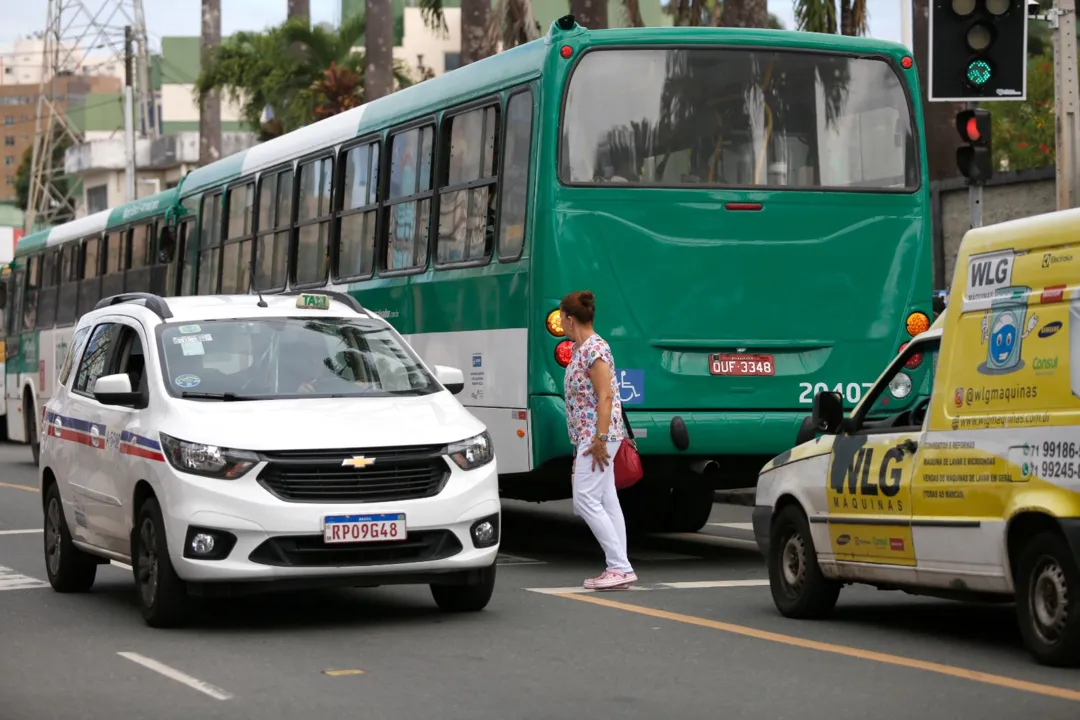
[929,0,1028,102]
[956,108,993,183]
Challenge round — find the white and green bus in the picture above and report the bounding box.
[2,18,933,532]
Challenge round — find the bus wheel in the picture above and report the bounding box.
[1016,530,1080,667]
[24,391,39,466]
[666,484,713,533]
[795,416,816,446]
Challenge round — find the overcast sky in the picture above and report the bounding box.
[2,0,904,54]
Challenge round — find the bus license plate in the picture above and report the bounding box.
[709,354,775,376]
[323,513,406,544]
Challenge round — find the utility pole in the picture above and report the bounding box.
[1052,0,1080,209]
[27,0,153,230]
[123,25,136,203]
[199,0,222,167]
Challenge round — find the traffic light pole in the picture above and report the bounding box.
[967,101,984,229]
[1052,0,1080,209]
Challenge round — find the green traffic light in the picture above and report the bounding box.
[967,59,992,86]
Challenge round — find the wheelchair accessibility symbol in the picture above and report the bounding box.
[618,369,644,405]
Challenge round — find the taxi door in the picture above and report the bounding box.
[823,340,937,574]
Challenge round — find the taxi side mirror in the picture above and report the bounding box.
[811,390,845,435]
[434,365,465,395]
[93,373,141,407]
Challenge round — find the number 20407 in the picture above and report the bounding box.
[798,382,875,405]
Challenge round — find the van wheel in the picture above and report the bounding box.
[25,392,39,466]
[1016,530,1080,667]
[132,497,189,628]
[42,483,97,592]
[431,563,496,612]
[768,504,840,619]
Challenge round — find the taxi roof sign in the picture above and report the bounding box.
[296,293,330,310]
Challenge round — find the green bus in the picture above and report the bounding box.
[1,18,933,532]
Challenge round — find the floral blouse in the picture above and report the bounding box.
[564,333,626,447]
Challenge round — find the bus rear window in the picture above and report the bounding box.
[560,48,918,191]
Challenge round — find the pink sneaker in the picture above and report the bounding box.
[588,570,637,590]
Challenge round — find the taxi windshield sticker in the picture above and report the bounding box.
[174,374,200,388]
[178,324,201,333]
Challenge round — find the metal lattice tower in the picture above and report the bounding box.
[25,0,155,232]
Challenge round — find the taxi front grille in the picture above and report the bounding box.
[256,445,450,503]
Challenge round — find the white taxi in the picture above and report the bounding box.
[38,291,500,627]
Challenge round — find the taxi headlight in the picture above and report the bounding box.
[448,431,494,470]
[160,433,258,479]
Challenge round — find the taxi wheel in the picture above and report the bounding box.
[431,563,496,613]
[132,497,189,628]
[43,483,98,592]
[768,505,840,619]
[1016,531,1080,667]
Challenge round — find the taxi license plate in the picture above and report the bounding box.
[323,513,406,544]
[709,353,775,376]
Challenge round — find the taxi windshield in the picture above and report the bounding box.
[157,317,438,400]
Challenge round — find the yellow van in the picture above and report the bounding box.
[752,207,1080,667]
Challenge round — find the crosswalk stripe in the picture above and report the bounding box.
[497,553,546,566]
[0,565,48,591]
[0,529,43,536]
[523,578,769,595]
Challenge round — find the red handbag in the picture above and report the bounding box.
[614,409,643,490]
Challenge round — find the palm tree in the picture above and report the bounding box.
[572,0,609,29]
[665,1,783,28]
[195,14,415,137]
[793,0,866,36]
[461,0,490,64]
[365,0,395,100]
[838,0,868,35]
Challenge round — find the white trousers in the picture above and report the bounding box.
[572,439,633,574]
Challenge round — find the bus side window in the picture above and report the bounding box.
[222,182,255,294]
[198,191,223,295]
[177,219,197,296]
[436,103,499,267]
[254,169,293,292]
[335,142,379,282]
[56,242,80,327]
[295,157,333,287]
[384,124,435,273]
[9,268,24,340]
[101,231,125,299]
[79,235,103,316]
[35,248,59,330]
[498,88,533,262]
[22,254,40,332]
[126,222,152,294]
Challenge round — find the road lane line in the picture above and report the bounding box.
[709,522,754,531]
[553,594,1080,703]
[323,669,366,676]
[0,481,37,493]
[111,560,133,571]
[656,579,769,589]
[117,652,233,701]
[628,550,701,561]
[651,532,760,549]
[0,529,42,536]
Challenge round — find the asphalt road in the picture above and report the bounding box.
[1,442,1079,719]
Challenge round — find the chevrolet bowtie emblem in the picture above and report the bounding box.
[342,456,376,468]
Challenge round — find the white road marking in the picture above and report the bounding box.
[111,560,133,571]
[653,532,760,549]
[496,553,546,566]
[0,529,43,536]
[117,652,233,701]
[524,578,769,594]
[655,579,770,589]
[709,522,754,531]
[628,550,700,561]
[0,565,48,591]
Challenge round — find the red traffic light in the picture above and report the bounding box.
[956,108,991,145]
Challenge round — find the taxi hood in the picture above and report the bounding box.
[157,391,485,451]
[759,435,836,475]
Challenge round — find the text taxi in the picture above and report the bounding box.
[39,291,500,627]
[753,207,1080,667]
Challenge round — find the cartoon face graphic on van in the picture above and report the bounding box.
[978,286,1037,375]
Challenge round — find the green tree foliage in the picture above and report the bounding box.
[991,49,1055,171]
[194,15,416,138]
[14,129,73,218]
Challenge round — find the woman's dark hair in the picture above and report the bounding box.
[560,290,596,323]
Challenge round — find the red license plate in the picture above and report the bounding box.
[709,354,775,376]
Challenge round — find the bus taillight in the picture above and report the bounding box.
[555,341,573,366]
[906,311,930,336]
[898,342,923,369]
[546,310,565,336]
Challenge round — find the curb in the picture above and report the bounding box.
[713,490,755,507]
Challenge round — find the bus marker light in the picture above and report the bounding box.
[555,341,574,367]
[901,56,913,69]
[546,309,565,336]
[560,45,573,59]
[906,311,930,336]
[725,202,763,211]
